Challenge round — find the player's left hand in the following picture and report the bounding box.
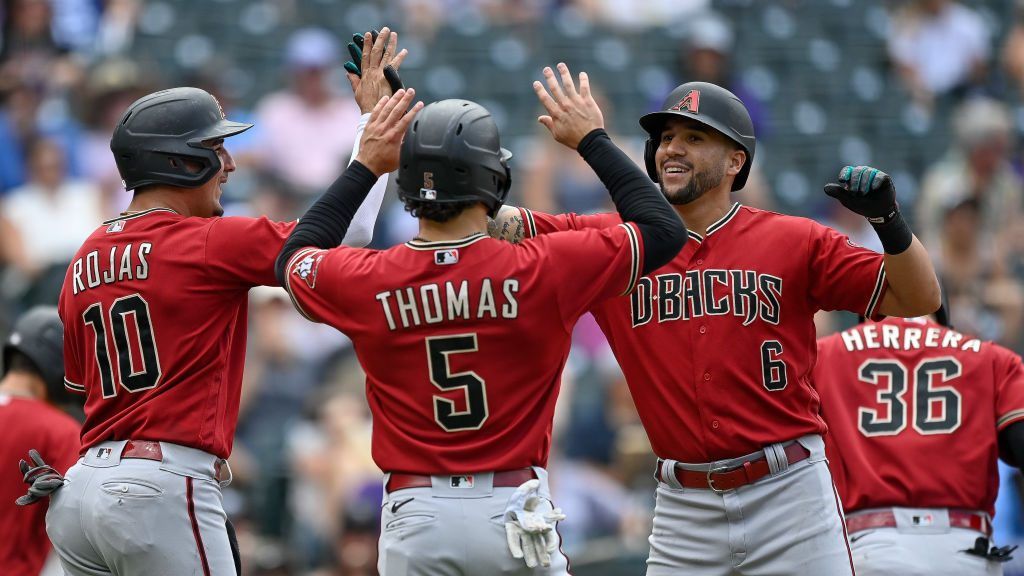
[823,165,899,224]
[533,62,605,150]
[503,479,566,568]
[345,27,407,114]
[354,88,423,176]
[15,449,66,506]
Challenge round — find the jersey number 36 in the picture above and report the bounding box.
[857,357,962,437]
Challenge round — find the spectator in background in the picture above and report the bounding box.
[916,97,1022,268]
[887,0,990,110]
[939,198,1024,346]
[253,28,361,199]
[0,137,102,307]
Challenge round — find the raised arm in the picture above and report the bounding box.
[342,27,409,247]
[533,63,686,275]
[823,166,941,317]
[274,89,422,285]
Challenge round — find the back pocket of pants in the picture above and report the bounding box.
[100,478,164,498]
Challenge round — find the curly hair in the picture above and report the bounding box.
[402,197,481,223]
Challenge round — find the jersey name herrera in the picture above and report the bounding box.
[630,269,782,327]
[71,243,153,295]
[376,278,520,331]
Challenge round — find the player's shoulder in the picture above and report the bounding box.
[0,395,79,431]
[739,204,820,230]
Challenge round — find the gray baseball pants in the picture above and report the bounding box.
[850,508,1003,576]
[378,467,570,575]
[646,434,855,576]
[46,440,234,576]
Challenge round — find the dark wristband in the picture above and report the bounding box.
[871,209,913,255]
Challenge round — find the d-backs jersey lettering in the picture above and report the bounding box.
[816,317,1024,516]
[282,226,642,474]
[59,208,295,458]
[521,203,887,462]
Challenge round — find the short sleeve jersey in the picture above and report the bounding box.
[282,227,642,474]
[59,208,294,458]
[521,203,887,461]
[815,317,1024,516]
[0,394,80,575]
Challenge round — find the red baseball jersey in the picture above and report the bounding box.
[282,227,643,474]
[58,208,294,459]
[815,317,1024,516]
[521,203,887,462]
[0,393,80,575]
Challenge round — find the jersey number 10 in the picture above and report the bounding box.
[82,294,162,398]
[857,357,962,437]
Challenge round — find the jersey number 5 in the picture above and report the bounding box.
[858,357,962,436]
[426,334,489,432]
[82,294,162,398]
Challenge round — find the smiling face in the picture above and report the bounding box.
[654,117,745,206]
[193,139,235,217]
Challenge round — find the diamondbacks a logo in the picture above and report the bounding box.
[669,90,700,114]
[435,249,459,265]
[292,251,325,289]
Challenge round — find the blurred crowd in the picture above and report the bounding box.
[7,0,1024,574]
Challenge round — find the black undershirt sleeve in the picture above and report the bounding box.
[999,421,1024,469]
[575,129,687,275]
[274,161,378,286]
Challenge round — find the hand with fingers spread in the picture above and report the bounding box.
[15,449,66,506]
[533,62,605,149]
[354,88,423,176]
[345,27,408,113]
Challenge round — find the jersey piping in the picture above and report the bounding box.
[101,208,180,225]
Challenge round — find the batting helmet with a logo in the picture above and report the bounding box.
[110,87,253,191]
[640,82,755,191]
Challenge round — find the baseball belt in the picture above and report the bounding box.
[386,468,535,493]
[655,442,811,492]
[846,509,992,536]
[120,440,230,483]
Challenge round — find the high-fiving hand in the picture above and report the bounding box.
[345,27,408,114]
[533,62,605,150]
[354,88,422,177]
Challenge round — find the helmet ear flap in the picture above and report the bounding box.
[644,138,659,183]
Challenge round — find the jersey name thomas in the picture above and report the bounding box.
[376,278,520,331]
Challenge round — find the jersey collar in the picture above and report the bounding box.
[405,233,489,251]
[102,207,180,225]
[688,202,741,243]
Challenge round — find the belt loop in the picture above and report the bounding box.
[765,443,787,475]
[218,459,233,488]
[660,459,684,490]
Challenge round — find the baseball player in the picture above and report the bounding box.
[29,30,406,576]
[0,307,80,575]
[274,65,686,575]
[489,69,941,575]
[815,305,1024,575]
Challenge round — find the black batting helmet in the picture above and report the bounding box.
[2,307,67,403]
[640,81,755,191]
[111,87,253,191]
[397,99,512,218]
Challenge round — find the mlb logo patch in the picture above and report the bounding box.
[420,188,437,200]
[435,249,459,265]
[450,475,475,488]
[911,514,934,527]
[107,220,125,233]
[98,448,112,460]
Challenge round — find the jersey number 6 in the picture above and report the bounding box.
[82,294,162,399]
[426,334,489,432]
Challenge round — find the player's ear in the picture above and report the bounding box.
[725,148,746,177]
